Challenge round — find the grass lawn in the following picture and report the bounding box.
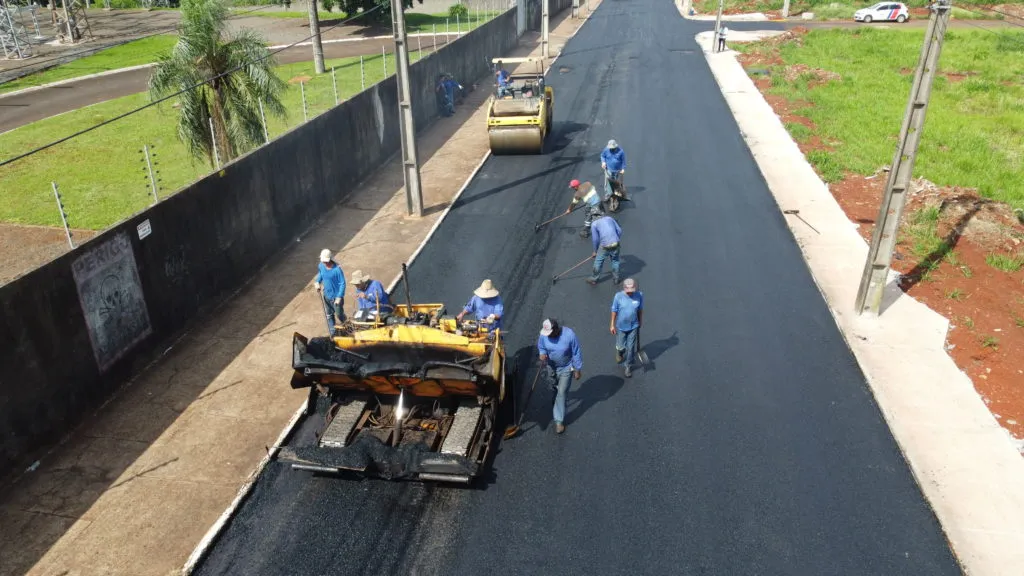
[0,35,179,95]
[690,0,1007,19]
[0,50,430,230]
[260,10,502,32]
[738,28,1024,208]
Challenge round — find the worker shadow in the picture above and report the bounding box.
[618,254,646,278]
[563,375,625,427]
[638,331,680,373]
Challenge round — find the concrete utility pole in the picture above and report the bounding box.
[712,0,724,52]
[782,0,790,18]
[307,0,325,74]
[855,0,952,316]
[390,0,424,217]
[541,0,549,58]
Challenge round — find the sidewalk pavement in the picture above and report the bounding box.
[0,6,597,576]
[697,29,1024,576]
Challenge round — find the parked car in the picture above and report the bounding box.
[854,2,910,23]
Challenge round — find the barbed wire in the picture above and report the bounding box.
[0,1,389,168]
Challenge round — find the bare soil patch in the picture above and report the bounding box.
[0,224,99,286]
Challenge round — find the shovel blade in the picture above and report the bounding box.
[503,425,521,440]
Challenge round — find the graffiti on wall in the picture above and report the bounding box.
[72,231,153,372]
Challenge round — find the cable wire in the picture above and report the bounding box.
[0,3,281,79]
[0,2,387,168]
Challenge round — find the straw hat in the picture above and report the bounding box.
[474,279,500,299]
[350,270,371,285]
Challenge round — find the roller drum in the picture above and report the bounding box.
[488,126,544,155]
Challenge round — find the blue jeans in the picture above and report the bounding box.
[549,365,573,425]
[323,297,344,333]
[591,244,621,281]
[615,327,638,367]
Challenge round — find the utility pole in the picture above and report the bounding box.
[390,0,424,217]
[307,0,325,74]
[855,0,951,316]
[782,0,790,18]
[712,0,724,52]
[541,0,549,58]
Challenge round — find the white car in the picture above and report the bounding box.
[854,2,910,23]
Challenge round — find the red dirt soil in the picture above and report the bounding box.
[738,42,1024,449]
[0,224,98,286]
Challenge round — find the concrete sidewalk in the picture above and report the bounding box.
[0,6,595,576]
[698,29,1024,576]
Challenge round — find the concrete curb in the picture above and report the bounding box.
[177,13,588,572]
[697,29,1024,575]
[0,31,470,101]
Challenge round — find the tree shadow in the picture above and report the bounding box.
[881,198,983,314]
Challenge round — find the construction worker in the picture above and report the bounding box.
[601,139,626,201]
[537,319,583,434]
[717,26,729,53]
[587,213,623,285]
[457,279,504,330]
[313,249,346,333]
[495,61,511,97]
[350,270,392,317]
[566,179,604,238]
[610,278,643,378]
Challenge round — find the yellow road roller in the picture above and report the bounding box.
[487,57,554,155]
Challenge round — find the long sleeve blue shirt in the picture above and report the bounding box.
[591,216,622,252]
[537,327,583,371]
[611,290,644,331]
[356,279,391,310]
[463,295,504,330]
[316,261,346,301]
[601,147,626,172]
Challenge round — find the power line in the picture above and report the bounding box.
[0,2,386,168]
[0,3,280,79]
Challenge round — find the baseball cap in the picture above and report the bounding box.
[540,318,559,336]
[320,249,332,262]
[623,278,637,293]
[607,139,618,149]
[569,179,580,188]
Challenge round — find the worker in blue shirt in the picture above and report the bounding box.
[495,61,511,97]
[610,278,643,378]
[588,214,623,285]
[537,319,583,434]
[314,249,346,334]
[350,270,392,317]
[456,279,504,331]
[600,139,626,200]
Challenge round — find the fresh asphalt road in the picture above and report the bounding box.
[0,36,450,135]
[194,1,962,574]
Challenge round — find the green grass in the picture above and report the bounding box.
[0,50,428,230]
[254,10,353,20]
[985,251,1024,272]
[255,10,501,33]
[759,28,1024,210]
[0,35,179,95]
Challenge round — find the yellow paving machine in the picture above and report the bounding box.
[277,265,515,484]
[487,57,554,155]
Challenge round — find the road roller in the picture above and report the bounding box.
[276,265,517,484]
[487,57,554,155]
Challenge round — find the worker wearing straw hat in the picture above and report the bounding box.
[350,270,393,319]
[457,279,505,330]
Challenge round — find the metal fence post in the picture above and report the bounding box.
[51,182,74,248]
[209,117,220,169]
[417,34,421,60]
[331,66,339,105]
[259,100,269,143]
[143,144,159,204]
[300,81,308,122]
[361,55,366,90]
[433,23,437,52]
[457,13,460,35]
[382,45,387,77]
[446,18,449,43]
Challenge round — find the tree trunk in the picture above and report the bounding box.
[209,85,234,165]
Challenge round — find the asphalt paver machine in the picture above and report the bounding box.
[277,266,516,484]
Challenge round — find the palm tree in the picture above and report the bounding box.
[149,0,287,168]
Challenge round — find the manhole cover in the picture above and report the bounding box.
[558,66,572,74]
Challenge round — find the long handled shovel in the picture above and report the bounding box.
[503,365,543,440]
[552,255,595,284]
[535,204,583,232]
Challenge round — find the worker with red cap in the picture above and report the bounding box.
[566,178,604,239]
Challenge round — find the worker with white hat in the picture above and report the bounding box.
[600,139,626,201]
[537,319,583,435]
[456,279,505,330]
[350,270,392,316]
[313,249,346,333]
[610,278,643,378]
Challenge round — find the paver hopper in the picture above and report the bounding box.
[277,266,516,484]
[487,57,553,155]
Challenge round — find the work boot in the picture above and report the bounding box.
[586,276,598,285]
[624,365,632,378]
[555,422,565,434]
[615,348,624,363]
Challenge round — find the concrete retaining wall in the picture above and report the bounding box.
[0,8,521,482]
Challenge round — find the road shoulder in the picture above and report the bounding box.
[698,29,1024,575]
